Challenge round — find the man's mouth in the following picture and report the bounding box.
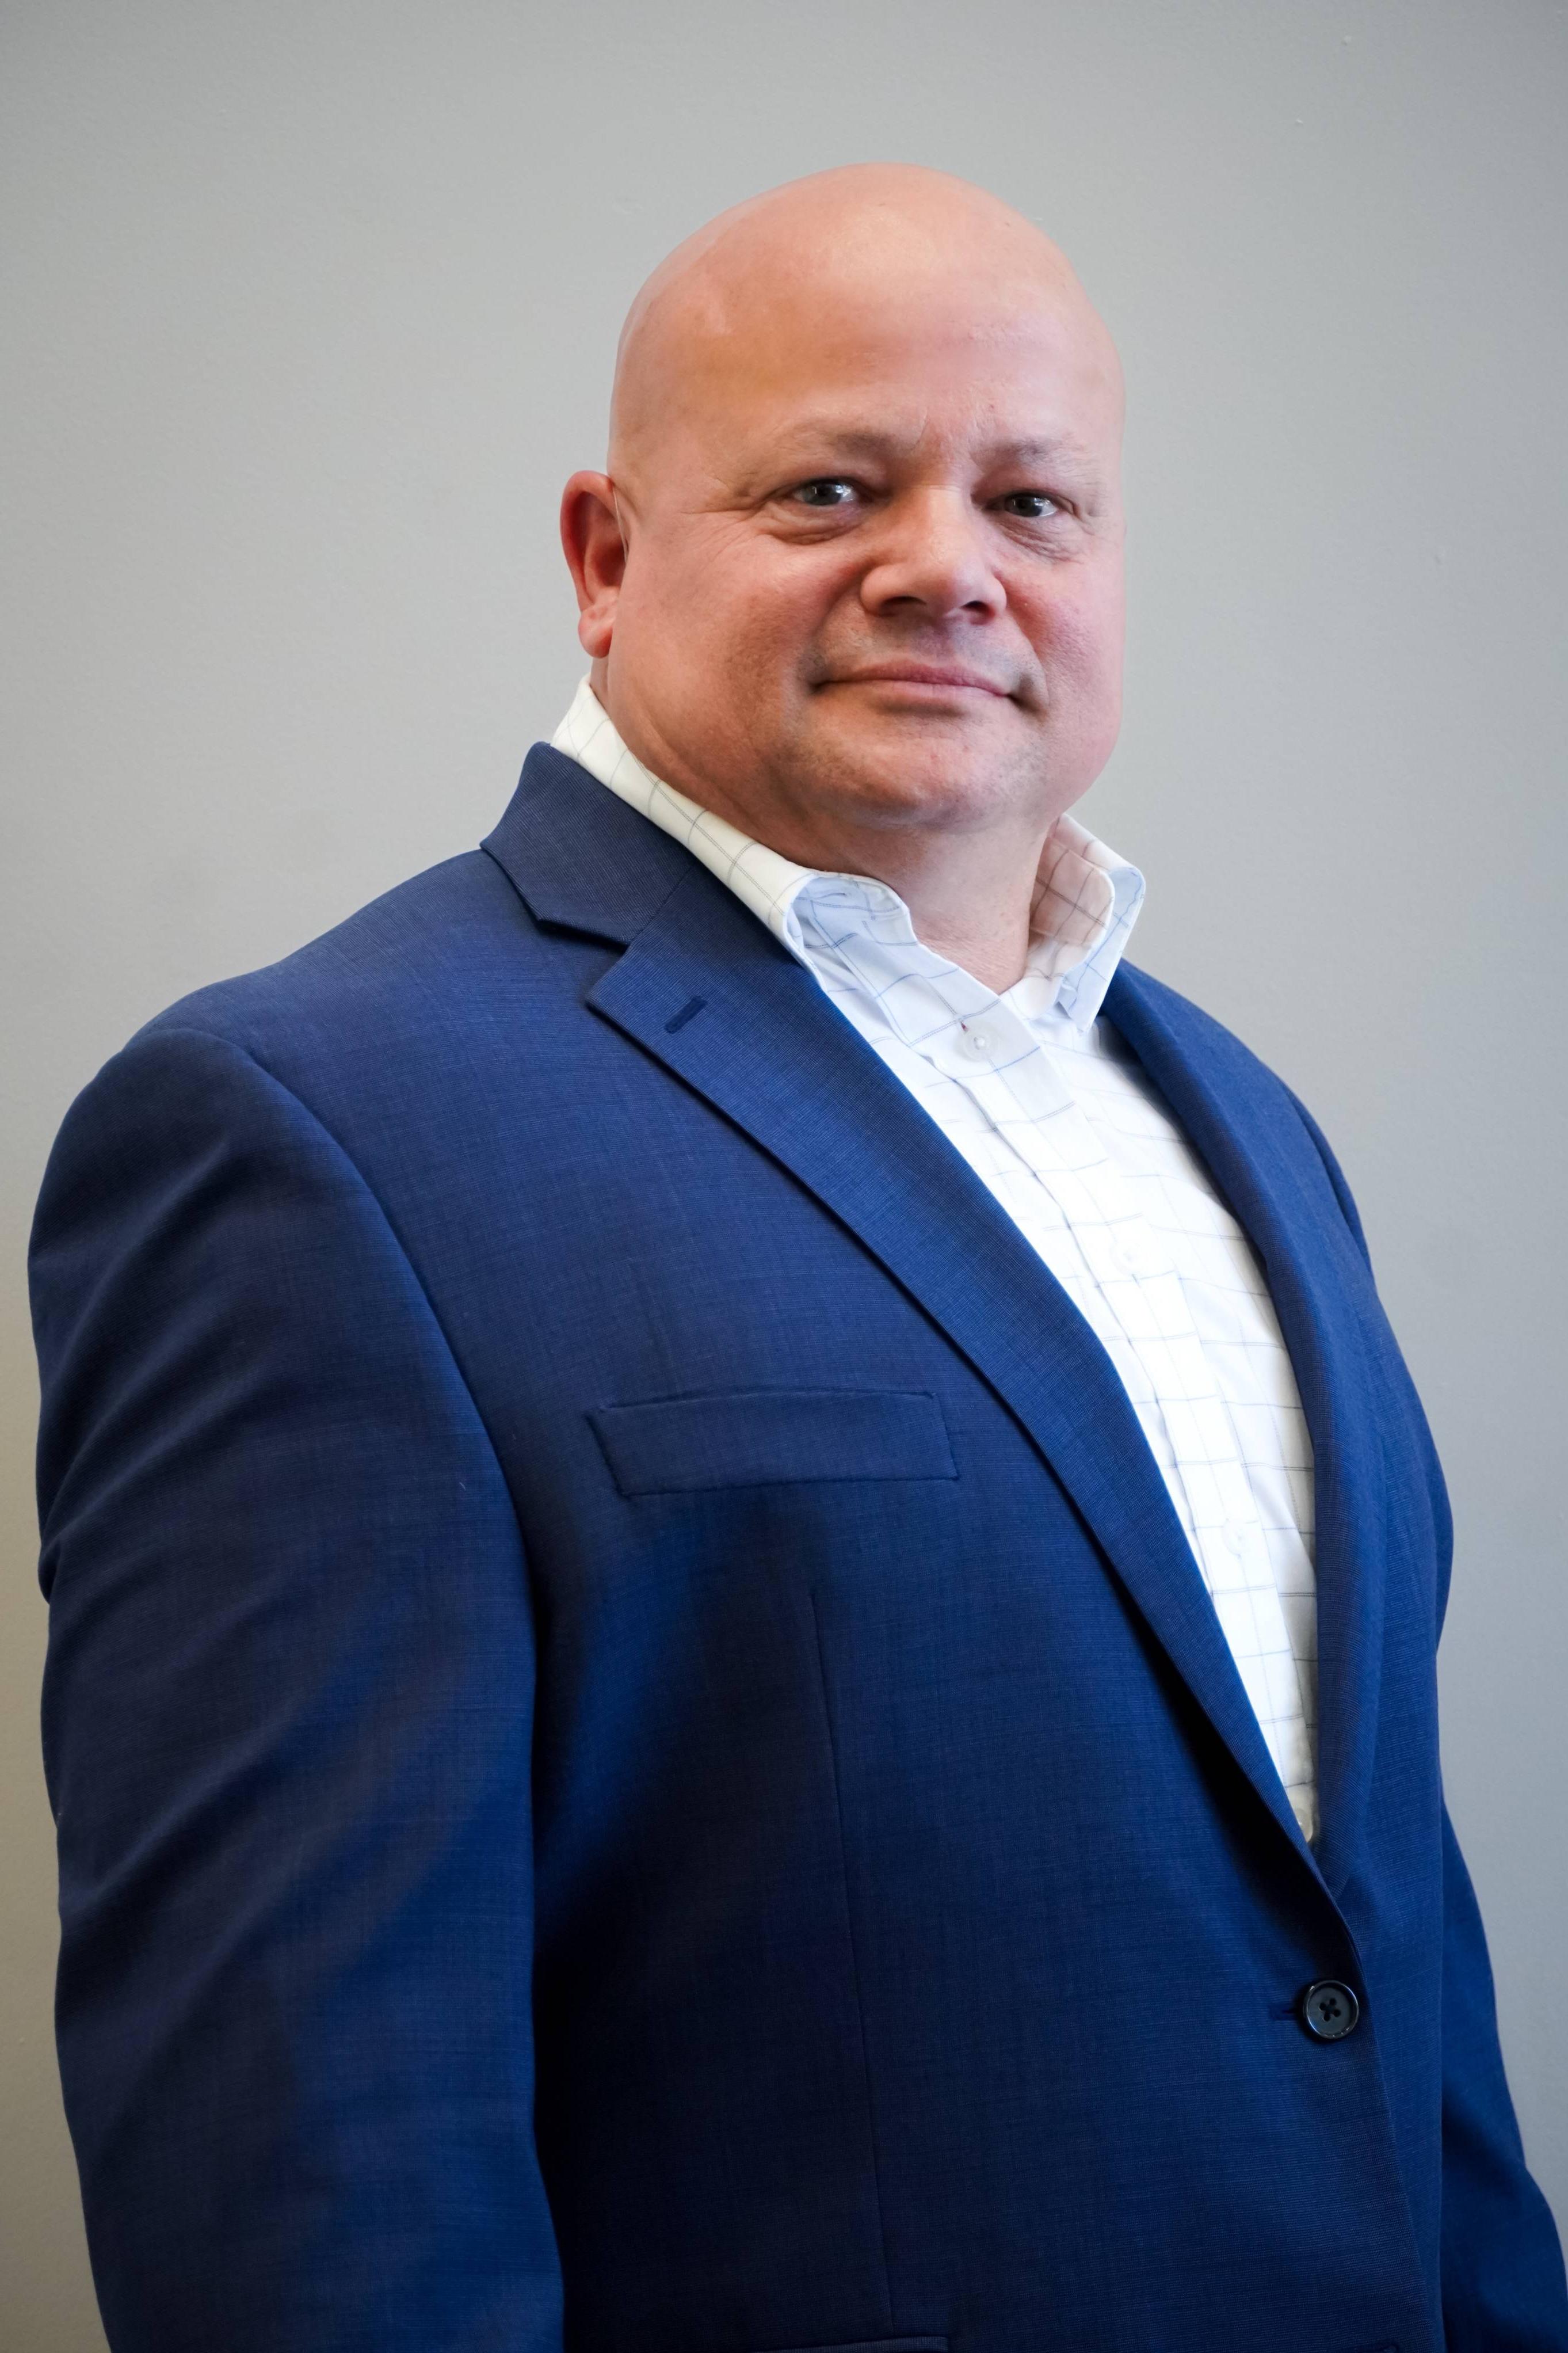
[826,663,1012,697]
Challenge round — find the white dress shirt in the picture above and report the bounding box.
[553,681,1321,1841]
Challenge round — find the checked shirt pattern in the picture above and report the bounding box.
[554,681,1320,1841]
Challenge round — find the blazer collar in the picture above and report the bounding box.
[483,743,699,945]
[486,749,1382,1894]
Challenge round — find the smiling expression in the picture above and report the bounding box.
[563,168,1127,870]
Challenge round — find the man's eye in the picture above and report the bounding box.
[999,490,1060,519]
[789,478,858,508]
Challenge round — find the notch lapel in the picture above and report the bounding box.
[1105,967,1390,1896]
[484,750,1364,1881]
[591,883,1327,1865]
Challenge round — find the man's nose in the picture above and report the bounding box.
[859,488,1006,620]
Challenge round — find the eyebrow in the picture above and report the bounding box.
[757,424,1100,474]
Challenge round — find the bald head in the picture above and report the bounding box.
[560,166,1127,988]
[610,163,1121,487]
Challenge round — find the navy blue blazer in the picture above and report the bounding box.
[32,747,1567,2353]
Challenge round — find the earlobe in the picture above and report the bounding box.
[578,605,614,659]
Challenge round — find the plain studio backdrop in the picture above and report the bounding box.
[3,2,1565,2343]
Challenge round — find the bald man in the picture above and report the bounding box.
[31,167,1567,2353]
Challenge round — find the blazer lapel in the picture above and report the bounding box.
[1105,966,1390,1895]
[486,750,1323,1872]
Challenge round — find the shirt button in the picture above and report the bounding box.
[962,1026,995,1060]
[1225,1524,1246,1556]
[1299,1979,1361,2041]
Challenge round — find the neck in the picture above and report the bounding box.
[589,690,1050,995]
[842,822,1045,992]
[686,778,1047,992]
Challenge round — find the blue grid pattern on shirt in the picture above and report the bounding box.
[553,681,1319,1841]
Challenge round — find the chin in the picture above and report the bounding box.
[793,711,1036,829]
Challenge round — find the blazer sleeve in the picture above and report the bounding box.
[1438,1806,1568,2347]
[30,1025,565,2353]
[1283,1082,1568,2343]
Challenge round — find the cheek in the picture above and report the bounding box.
[618,542,722,654]
[628,538,814,666]
[1023,570,1124,701]
[613,536,844,771]
[1015,575,1124,782]
[694,559,849,716]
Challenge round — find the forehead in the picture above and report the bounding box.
[680,283,1119,467]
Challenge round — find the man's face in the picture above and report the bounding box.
[571,242,1126,855]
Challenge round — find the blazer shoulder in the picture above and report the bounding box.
[139,846,541,1056]
[1112,960,1371,1264]
[1114,960,1277,1078]
[40,839,589,1193]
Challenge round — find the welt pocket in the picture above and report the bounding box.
[753,2341,949,2353]
[587,1387,957,1497]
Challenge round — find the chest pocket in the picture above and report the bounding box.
[589,1387,957,1497]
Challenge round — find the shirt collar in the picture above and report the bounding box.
[551,678,1144,1029]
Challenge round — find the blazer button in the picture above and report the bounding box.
[1299,1979,1361,2040]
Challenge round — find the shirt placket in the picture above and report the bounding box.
[938,999,1317,1821]
[792,889,1317,1836]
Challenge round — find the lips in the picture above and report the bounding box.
[829,664,1010,696]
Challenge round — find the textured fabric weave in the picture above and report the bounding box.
[32,737,1568,2347]
[555,680,1320,1837]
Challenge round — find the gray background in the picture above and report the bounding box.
[2,1,1564,2343]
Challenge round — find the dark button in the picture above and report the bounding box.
[1299,1979,1361,2040]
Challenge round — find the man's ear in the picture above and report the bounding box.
[560,472,627,659]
